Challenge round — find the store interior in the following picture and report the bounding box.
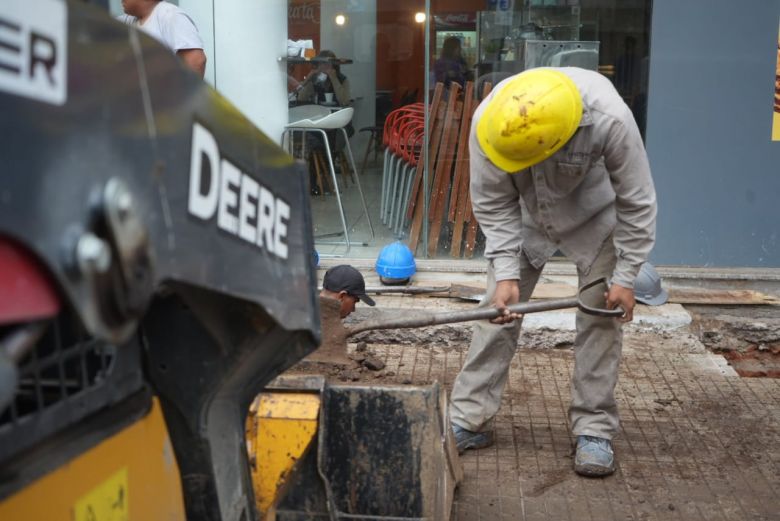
[286,0,652,259]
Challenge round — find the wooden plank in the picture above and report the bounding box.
[407,188,426,253]
[408,83,445,253]
[449,173,468,258]
[427,83,461,222]
[430,282,578,301]
[406,83,444,222]
[481,81,494,99]
[667,288,780,305]
[408,103,446,252]
[427,83,462,257]
[462,82,493,258]
[464,217,479,258]
[432,284,780,306]
[449,81,474,222]
[450,82,477,258]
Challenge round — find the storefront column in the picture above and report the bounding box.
[182,0,289,141]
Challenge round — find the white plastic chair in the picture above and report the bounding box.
[282,106,374,256]
[282,105,331,153]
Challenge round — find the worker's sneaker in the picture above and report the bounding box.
[574,435,616,477]
[451,423,494,454]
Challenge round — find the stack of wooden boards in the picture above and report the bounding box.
[403,80,492,258]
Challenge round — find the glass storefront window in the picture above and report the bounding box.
[103,0,651,262]
[288,0,652,261]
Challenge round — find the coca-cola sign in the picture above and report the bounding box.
[433,12,477,29]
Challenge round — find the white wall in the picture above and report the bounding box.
[646,0,780,267]
[108,0,122,15]
[180,0,288,141]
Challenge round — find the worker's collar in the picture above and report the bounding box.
[578,106,594,127]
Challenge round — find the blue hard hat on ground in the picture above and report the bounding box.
[376,242,416,283]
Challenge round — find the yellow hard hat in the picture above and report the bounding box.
[477,69,583,173]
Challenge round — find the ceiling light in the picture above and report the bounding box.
[335,14,346,26]
[415,12,426,24]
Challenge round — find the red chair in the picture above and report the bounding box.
[381,104,425,232]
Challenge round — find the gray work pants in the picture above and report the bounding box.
[449,239,622,439]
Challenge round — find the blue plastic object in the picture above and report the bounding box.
[313,249,319,267]
[375,242,416,283]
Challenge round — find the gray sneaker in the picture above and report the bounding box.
[451,423,494,454]
[574,435,616,477]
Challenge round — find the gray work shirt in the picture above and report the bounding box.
[470,67,657,288]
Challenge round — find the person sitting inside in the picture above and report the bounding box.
[296,50,355,195]
[297,50,351,107]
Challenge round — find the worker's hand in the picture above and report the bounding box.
[490,279,522,324]
[605,283,635,323]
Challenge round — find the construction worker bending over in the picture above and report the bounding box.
[449,67,657,477]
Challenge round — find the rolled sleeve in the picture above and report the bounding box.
[603,106,657,288]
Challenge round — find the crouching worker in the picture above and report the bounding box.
[320,265,375,319]
[449,67,657,477]
[307,265,376,364]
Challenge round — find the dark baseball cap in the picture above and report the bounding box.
[322,265,376,306]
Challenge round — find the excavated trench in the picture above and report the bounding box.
[339,303,780,379]
[345,306,576,350]
[686,305,780,377]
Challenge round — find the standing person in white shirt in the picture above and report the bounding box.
[118,0,206,78]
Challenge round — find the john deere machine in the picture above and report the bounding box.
[0,1,318,519]
[0,2,459,520]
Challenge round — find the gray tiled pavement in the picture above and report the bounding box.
[360,332,780,521]
[307,155,780,518]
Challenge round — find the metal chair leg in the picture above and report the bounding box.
[380,148,391,221]
[383,153,399,225]
[397,163,413,234]
[359,130,375,177]
[389,161,408,233]
[390,154,406,226]
[387,155,401,226]
[319,129,351,256]
[341,127,374,240]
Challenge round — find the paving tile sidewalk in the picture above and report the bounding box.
[362,332,780,521]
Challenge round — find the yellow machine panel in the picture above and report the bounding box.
[0,399,185,521]
[73,467,129,521]
[247,392,320,519]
